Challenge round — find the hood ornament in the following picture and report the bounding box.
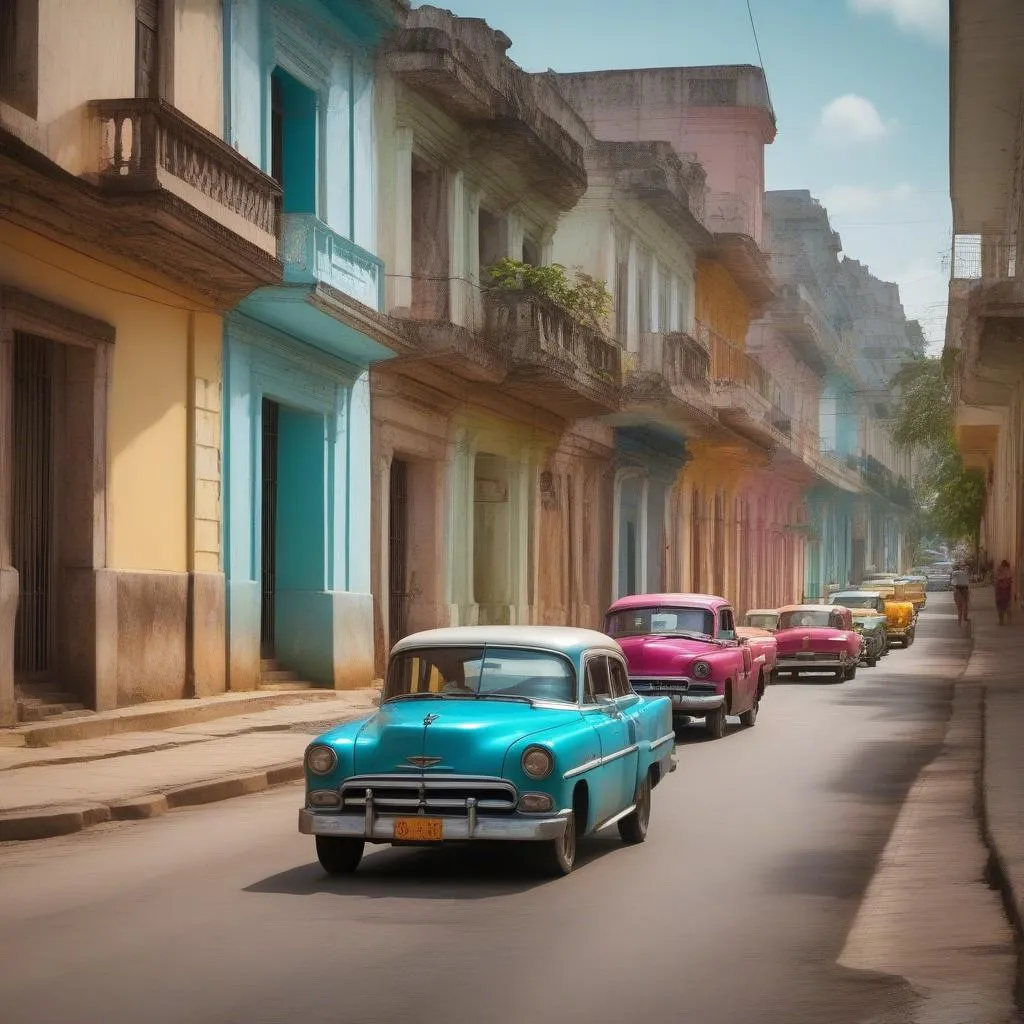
[405,755,442,768]
[423,713,439,727]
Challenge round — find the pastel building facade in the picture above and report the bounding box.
[220,0,407,692]
[0,0,281,723]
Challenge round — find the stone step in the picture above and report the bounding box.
[257,681,320,692]
[260,668,298,682]
[17,702,92,724]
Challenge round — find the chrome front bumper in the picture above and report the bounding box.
[298,808,571,843]
[668,694,726,713]
[778,657,845,670]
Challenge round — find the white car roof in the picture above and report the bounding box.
[390,625,620,658]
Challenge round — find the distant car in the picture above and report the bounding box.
[298,625,675,877]
[857,582,917,647]
[828,591,888,666]
[741,609,780,632]
[735,620,779,685]
[923,562,954,591]
[605,593,764,739]
[775,604,864,682]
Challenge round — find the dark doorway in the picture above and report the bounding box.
[12,333,55,677]
[260,397,279,659]
[388,459,410,649]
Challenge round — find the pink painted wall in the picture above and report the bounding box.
[553,68,776,244]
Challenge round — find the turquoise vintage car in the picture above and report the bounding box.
[829,591,889,665]
[299,625,675,877]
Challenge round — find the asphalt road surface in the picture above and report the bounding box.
[0,597,972,1024]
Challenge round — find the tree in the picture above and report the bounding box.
[889,358,985,548]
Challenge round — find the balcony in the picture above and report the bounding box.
[699,320,793,446]
[484,290,621,417]
[239,214,407,365]
[87,99,281,306]
[383,7,587,208]
[947,233,1024,407]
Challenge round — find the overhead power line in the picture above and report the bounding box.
[745,0,775,121]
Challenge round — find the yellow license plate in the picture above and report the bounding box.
[393,817,443,841]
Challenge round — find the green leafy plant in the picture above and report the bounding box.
[889,356,985,547]
[485,257,612,330]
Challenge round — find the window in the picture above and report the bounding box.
[135,0,160,99]
[657,266,670,333]
[614,232,629,341]
[609,659,633,698]
[585,656,612,702]
[269,67,317,214]
[636,248,652,334]
[1,0,39,116]
[522,235,541,267]
[385,646,576,704]
[604,605,715,639]
[478,207,507,281]
[718,608,735,639]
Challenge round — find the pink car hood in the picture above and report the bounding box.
[616,634,723,676]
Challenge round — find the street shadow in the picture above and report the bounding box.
[837,676,953,723]
[671,719,748,744]
[244,834,623,900]
[830,735,944,804]
[768,844,890,901]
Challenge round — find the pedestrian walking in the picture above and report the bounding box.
[995,559,1014,625]
[951,562,971,625]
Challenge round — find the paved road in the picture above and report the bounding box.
[0,597,973,1024]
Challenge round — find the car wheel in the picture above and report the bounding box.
[315,836,364,875]
[845,664,857,680]
[536,811,577,877]
[705,705,727,739]
[618,774,651,845]
[739,699,758,727]
[905,631,915,647]
[866,653,877,667]
[770,668,780,685]
[833,668,846,683]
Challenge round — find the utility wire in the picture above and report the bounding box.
[745,0,775,122]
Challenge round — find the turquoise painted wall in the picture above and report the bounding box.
[805,488,855,600]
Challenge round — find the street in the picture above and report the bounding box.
[0,596,1003,1024]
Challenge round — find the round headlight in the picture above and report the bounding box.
[692,660,712,679]
[306,744,338,776]
[522,746,553,780]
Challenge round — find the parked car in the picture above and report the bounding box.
[604,593,764,740]
[774,604,864,682]
[736,621,779,685]
[299,626,675,877]
[923,562,954,591]
[828,591,888,666]
[857,582,917,647]
[894,576,927,612]
[741,608,780,632]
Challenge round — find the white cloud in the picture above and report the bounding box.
[849,0,948,44]
[817,95,891,147]
[821,183,916,217]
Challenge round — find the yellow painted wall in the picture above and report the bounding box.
[696,259,750,346]
[16,0,224,175]
[0,222,219,574]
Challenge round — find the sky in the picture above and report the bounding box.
[412,0,950,350]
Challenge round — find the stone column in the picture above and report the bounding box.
[0,327,15,726]
[391,127,414,313]
[445,432,475,624]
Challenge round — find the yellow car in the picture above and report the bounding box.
[857,582,916,647]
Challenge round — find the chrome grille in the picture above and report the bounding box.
[632,681,716,696]
[339,775,518,816]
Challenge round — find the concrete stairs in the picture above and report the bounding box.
[15,681,96,725]
[258,659,320,692]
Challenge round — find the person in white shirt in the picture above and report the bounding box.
[951,564,971,623]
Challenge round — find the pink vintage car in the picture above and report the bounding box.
[774,604,863,683]
[603,593,764,739]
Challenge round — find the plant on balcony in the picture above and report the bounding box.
[485,258,612,330]
[889,357,985,547]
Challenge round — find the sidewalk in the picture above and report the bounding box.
[0,688,377,841]
[963,586,1024,1008]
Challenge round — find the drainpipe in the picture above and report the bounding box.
[185,314,197,698]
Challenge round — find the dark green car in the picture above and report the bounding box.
[829,592,888,667]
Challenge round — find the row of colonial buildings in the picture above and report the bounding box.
[0,0,921,724]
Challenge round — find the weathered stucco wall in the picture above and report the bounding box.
[696,259,750,345]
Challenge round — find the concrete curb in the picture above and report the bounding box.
[979,684,1024,1012]
[0,759,305,843]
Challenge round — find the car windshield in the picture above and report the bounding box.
[605,606,715,639]
[779,609,833,629]
[384,645,576,704]
[745,614,778,630]
[834,596,881,610]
